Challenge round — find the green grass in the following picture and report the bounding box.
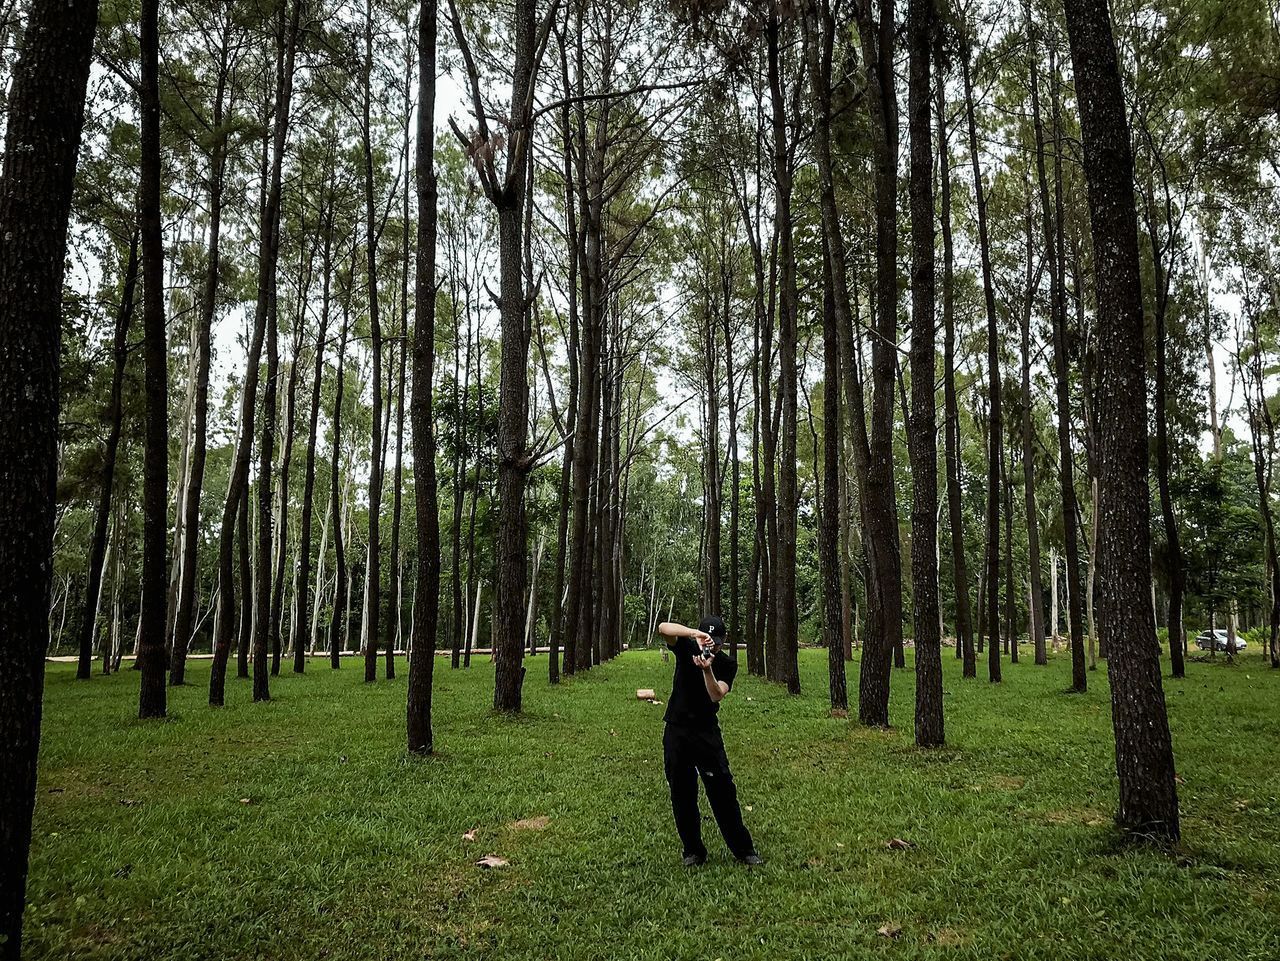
[26,646,1280,960]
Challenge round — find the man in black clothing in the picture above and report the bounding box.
[657,615,762,867]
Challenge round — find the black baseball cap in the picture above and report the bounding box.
[699,614,726,640]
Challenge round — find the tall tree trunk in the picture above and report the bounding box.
[387,320,406,669]
[450,313,470,668]
[565,19,602,676]
[1204,259,1221,461]
[105,505,126,673]
[327,265,352,668]
[723,248,742,659]
[738,155,771,677]
[387,57,412,679]
[1019,187,1046,665]
[1061,0,1180,840]
[1151,264,1185,678]
[767,8,800,694]
[906,0,942,746]
[449,0,540,710]
[463,334,483,671]
[961,29,1002,684]
[171,49,228,685]
[294,178,336,673]
[1030,27,1087,691]
[1141,195,1186,680]
[1005,430,1018,662]
[271,256,308,676]
[236,481,252,677]
[702,283,722,615]
[407,0,441,753]
[1241,312,1280,669]
[137,0,169,720]
[838,454,855,660]
[252,1,301,703]
[0,0,99,950]
[362,0,385,683]
[590,318,612,667]
[78,236,138,680]
[747,293,764,674]
[547,34,579,681]
[170,69,227,685]
[817,242,848,711]
[253,279,279,700]
[853,0,904,724]
[211,0,299,706]
[935,39,975,678]
[974,532,987,652]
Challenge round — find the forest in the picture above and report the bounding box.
[2,0,1280,957]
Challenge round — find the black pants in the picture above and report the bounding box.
[662,722,755,859]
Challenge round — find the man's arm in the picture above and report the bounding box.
[697,655,729,702]
[658,621,710,640]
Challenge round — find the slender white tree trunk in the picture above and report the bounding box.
[524,535,544,654]
[1050,547,1059,650]
[470,583,483,656]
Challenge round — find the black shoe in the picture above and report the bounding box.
[682,853,706,867]
[737,853,764,866]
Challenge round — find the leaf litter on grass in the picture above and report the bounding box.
[509,815,550,832]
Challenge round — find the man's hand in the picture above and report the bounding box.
[697,652,729,702]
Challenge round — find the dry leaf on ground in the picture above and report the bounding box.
[510,815,550,831]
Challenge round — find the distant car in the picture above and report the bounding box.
[1194,629,1247,653]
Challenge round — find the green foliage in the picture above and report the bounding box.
[1178,442,1267,621]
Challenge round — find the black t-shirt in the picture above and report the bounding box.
[663,635,738,728]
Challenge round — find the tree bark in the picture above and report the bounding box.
[1241,310,1280,669]
[210,0,300,705]
[137,0,170,720]
[1142,192,1186,680]
[0,0,99,950]
[564,4,603,677]
[271,249,309,676]
[812,172,848,710]
[906,0,943,746]
[767,9,800,694]
[251,1,301,703]
[327,268,352,669]
[294,175,337,673]
[170,44,229,685]
[935,38,975,679]
[407,0,441,754]
[1004,429,1017,662]
[447,0,540,710]
[450,306,470,668]
[853,0,905,724]
[1031,28,1087,691]
[78,236,138,680]
[961,29,1002,684]
[362,0,386,684]
[1017,185,1046,665]
[1061,0,1180,839]
[547,33,579,681]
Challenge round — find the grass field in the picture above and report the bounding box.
[26,646,1280,960]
